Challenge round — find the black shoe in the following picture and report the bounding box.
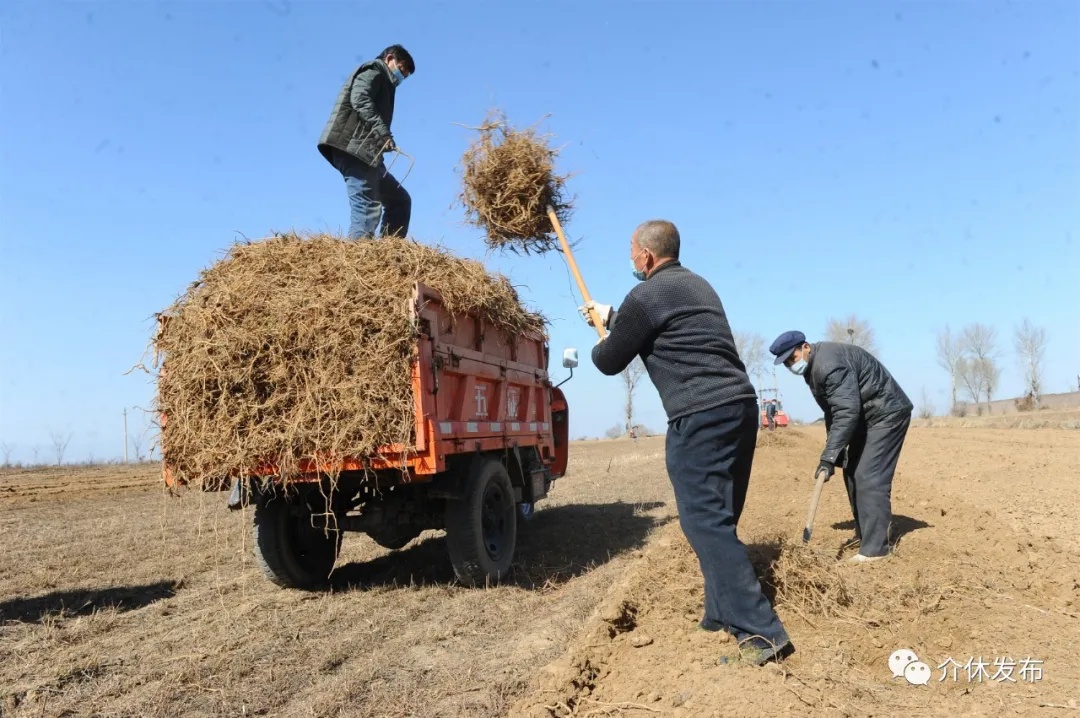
[743,639,796,666]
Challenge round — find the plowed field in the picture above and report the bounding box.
[2,420,1077,717]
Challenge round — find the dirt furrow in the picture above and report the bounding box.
[510,427,1079,718]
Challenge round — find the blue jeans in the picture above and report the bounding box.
[328,149,411,240]
[666,399,791,650]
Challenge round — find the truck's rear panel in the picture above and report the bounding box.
[381,281,563,478]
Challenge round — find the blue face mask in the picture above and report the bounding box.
[391,67,406,86]
[788,358,808,376]
[630,249,648,281]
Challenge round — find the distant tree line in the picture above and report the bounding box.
[0,410,157,469]
[936,318,1049,416]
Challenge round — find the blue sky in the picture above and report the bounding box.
[1,1,1077,463]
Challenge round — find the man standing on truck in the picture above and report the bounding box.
[579,219,794,666]
[768,330,913,563]
[317,44,415,240]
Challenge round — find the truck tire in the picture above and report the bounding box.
[445,458,517,587]
[253,495,341,590]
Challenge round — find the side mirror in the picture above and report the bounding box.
[556,348,578,389]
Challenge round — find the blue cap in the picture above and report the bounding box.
[769,330,806,365]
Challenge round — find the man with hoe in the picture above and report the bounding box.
[317,44,415,240]
[579,219,794,665]
[769,330,913,563]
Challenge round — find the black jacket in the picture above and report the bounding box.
[317,59,397,169]
[803,341,913,464]
[590,261,757,422]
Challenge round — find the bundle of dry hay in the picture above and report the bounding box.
[768,536,953,626]
[457,111,574,254]
[769,539,861,619]
[152,232,545,487]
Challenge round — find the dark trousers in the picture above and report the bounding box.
[328,148,411,240]
[842,413,911,557]
[665,399,790,648]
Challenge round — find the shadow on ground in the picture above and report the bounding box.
[747,541,785,605]
[329,501,670,591]
[0,582,178,624]
[830,514,932,543]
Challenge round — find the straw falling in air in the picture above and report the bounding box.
[457,110,575,255]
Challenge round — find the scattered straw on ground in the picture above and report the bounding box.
[151,232,545,487]
[606,528,954,633]
[457,110,574,254]
[766,536,954,627]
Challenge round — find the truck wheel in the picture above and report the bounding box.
[445,458,517,587]
[253,495,341,590]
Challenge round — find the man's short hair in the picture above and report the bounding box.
[379,44,415,74]
[634,219,680,260]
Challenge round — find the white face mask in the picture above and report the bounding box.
[788,358,808,375]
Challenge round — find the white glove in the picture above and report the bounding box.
[578,301,613,328]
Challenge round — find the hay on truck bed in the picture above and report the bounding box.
[457,111,575,254]
[151,232,546,489]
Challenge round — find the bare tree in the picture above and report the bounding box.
[917,387,935,420]
[620,357,647,434]
[0,441,12,467]
[49,431,72,466]
[604,424,623,440]
[1014,318,1048,404]
[733,330,768,387]
[980,357,1001,407]
[825,314,879,356]
[961,323,1001,405]
[131,431,146,462]
[956,355,1001,412]
[935,325,964,411]
[956,356,983,406]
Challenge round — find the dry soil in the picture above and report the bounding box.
[1,421,1077,717]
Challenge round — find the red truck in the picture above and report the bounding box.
[162,282,575,590]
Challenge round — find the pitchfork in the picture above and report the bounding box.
[545,205,607,340]
[380,143,415,184]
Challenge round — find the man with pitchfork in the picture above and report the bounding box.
[580,219,795,666]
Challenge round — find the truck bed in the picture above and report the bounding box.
[165,282,568,486]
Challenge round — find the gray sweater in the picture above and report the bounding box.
[591,261,757,422]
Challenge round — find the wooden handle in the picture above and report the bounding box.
[547,206,607,339]
[802,468,829,544]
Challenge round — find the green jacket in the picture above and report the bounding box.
[317,59,397,169]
